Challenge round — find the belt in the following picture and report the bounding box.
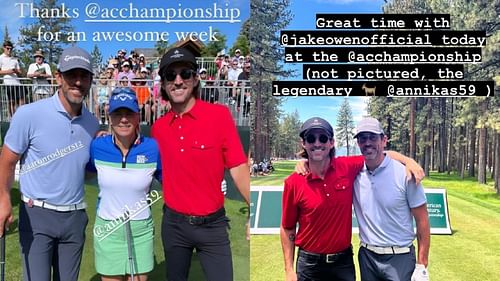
[298,247,353,264]
[360,242,411,255]
[21,195,87,212]
[164,206,225,226]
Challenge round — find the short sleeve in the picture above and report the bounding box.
[27,64,36,75]
[407,181,427,209]
[281,177,298,229]
[4,107,32,155]
[220,107,246,169]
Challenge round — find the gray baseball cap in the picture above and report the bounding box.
[354,117,385,138]
[57,46,93,73]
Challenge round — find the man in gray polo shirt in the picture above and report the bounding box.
[353,117,430,281]
[0,46,99,281]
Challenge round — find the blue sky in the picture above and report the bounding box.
[280,0,385,127]
[0,0,249,60]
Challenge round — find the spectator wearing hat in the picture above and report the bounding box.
[104,63,117,87]
[152,47,249,281]
[138,53,147,68]
[0,40,23,117]
[282,118,424,281]
[27,49,53,100]
[352,117,430,281]
[226,58,242,105]
[108,58,120,79]
[199,67,208,88]
[117,61,136,86]
[87,87,161,281]
[233,48,242,62]
[130,55,139,73]
[137,60,147,73]
[116,49,127,65]
[0,46,99,281]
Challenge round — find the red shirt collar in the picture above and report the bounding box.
[305,157,335,181]
[165,99,203,124]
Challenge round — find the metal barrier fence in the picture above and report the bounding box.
[0,78,251,127]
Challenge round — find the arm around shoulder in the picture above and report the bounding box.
[386,151,424,185]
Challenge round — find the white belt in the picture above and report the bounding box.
[22,195,87,212]
[360,242,411,255]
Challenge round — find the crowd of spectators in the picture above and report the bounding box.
[250,158,274,177]
[1,44,252,124]
[92,47,252,125]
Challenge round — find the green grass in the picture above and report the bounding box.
[251,161,298,186]
[4,182,249,281]
[250,161,500,281]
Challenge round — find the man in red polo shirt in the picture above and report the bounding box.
[281,117,364,281]
[151,47,249,281]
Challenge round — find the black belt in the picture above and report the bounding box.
[298,246,353,264]
[164,206,225,226]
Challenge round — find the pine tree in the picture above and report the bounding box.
[17,0,74,69]
[250,0,293,162]
[91,44,103,75]
[1,26,12,55]
[201,29,227,57]
[154,39,169,57]
[336,98,355,156]
[274,110,302,159]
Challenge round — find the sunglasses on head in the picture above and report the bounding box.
[164,69,195,82]
[305,134,329,144]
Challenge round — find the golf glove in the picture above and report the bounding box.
[221,179,227,195]
[411,264,429,281]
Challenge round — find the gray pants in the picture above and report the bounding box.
[19,203,88,281]
[358,245,416,281]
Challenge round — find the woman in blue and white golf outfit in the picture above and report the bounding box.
[87,87,161,281]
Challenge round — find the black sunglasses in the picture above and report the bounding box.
[305,134,329,144]
[357,133,382,143]
[164,69,195,82]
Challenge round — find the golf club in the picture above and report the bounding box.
[124,217,135,281]
[0,232,5,281]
